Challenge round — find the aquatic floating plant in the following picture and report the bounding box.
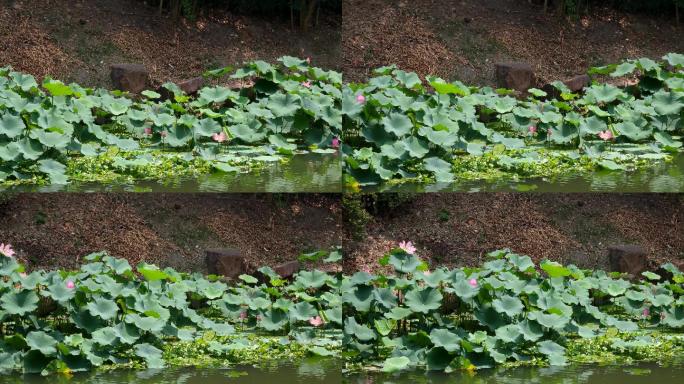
[0,57,342,186]
[342,53,684,187]
[0,248,342,375]
[342,246,684,372]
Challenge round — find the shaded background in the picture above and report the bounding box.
[0,0,341,87]
[0,193,342,272]
[342,0,684,84]
[343,193,684,273]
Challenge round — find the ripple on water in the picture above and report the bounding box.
[345,362,684,384]
[360,153,684,193]
[0,358,341,384]
[3,153,342,193]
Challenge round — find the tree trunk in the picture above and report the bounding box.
[170,0,181,21]
[192,0,199,18]
[299,0,307,30]
[677,4,680,26]
[306,0,318,29]
[159,0,164,15]
[300,0,318,32]
[557,0,564,15]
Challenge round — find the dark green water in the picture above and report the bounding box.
[6,153,341,193]
[359,153,684,193]
[344,362,684,384]
[0,358,341,384]
[2,361,683,383]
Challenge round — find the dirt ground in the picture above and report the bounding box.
[1,193,682,275]
[2,1,683,276]
[344,193,684,273]
[0,0,340,87]
[0,193,342,272]
[342,0,684,84]
[2,0,680,88]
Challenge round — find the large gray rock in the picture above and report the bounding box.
[178,77,204,95]
[274,260,300,279]
[158,77,204,100]
[110,63,148,93]
[541,74,591,99]
[563,74,590,93]
[495,62,535,93]
[205,248,247,279]
[607,245,648,276]
[253,260,300,284]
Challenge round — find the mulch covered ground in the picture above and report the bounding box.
[1,193,681,274]
[343,0,684,85]
[2,0,681,87]
[2,0,683,277]
[344,193,684,273]
[0,193,342,272]
[339,0,684,272]
[0,0,340,87]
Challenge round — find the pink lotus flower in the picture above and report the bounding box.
[399,241,416,254]
[144,127,152,135]
[528,125,537,134]
[302,81,311,88]
[0,243,15,258]
[547,128,552,137]
[332,137,340,149]
[598,130,614,141]
[66,280,75,289]
[309,316,324,327]
[642,307,650,317]
[160,131,167,138]
[239,311,247,320]
[306,57,311,65]
[19,272,27,278]
[212,131,228,143]
[468,278,478,288]
[356,94,366,104]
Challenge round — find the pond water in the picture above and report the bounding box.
[358,153,684,193]
[5,153,341,193]
[4,361,681,384]
[0,358,341,384]
[344,362,684,384]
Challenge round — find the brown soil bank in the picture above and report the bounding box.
[0,193,342,272]
[343,0,684,84]
[344,193,684,273]
[0,0,340,87]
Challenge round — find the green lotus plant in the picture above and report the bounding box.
[0,56,342,186]
[342,53,684,187]
[0,247,342,375]
[342,246,684,373]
